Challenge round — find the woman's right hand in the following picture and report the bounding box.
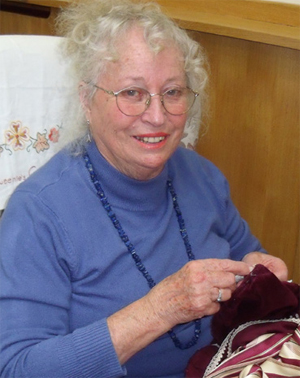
[146,258,251,329]
[107,258,250,364]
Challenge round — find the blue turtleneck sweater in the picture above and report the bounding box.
[0,142,264,377]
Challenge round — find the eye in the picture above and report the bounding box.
[119,88,147,102]
[125,89,139,97]
[164,88,184,98]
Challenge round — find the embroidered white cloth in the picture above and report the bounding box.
[0,35,74,210]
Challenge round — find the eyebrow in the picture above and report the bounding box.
[121,76,186,86]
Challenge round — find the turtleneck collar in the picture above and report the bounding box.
[85,141,171,212]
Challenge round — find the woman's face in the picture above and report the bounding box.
[83,27,188,180]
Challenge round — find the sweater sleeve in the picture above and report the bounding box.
[202,158,266,260]
[223,187,266,260]
[0,190,125,378]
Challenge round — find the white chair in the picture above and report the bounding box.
[0,35,74,212]
[0,34,199,214]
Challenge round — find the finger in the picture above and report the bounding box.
[235,275,244,283]
[243,253,288,281]
[208,270,238,290]
[197,259,250,277]
[217,259,251,276]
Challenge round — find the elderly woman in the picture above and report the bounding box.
[0,0,287,377]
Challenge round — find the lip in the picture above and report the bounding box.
[133,132,169,149]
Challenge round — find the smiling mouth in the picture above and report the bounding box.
[135,136,166,144]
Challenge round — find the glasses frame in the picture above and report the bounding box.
[92,84,199,117]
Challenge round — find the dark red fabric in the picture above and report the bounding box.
[212,264,300,344]
[185,265,300,377]
[230,320,299,353]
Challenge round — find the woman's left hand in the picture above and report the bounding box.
[242,252,288,281]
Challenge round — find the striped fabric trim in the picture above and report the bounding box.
[204,318,300,378]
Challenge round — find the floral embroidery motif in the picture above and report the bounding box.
[0,121,62,157]
[5,122,30,151]
[48,127,60,143]
[33,132,50,153]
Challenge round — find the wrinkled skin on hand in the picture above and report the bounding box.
[146,258,251,329]
[242,252,288,281]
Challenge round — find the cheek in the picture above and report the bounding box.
[91,109,134,141]
[173,115,187,132]
[89,94,118,125]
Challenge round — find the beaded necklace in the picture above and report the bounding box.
[83,151,201,350]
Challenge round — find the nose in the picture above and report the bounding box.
[141,94,165,126]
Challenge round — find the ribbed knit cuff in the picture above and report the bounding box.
[58,319,126,378]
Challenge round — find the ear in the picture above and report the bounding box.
[79,81,91,120]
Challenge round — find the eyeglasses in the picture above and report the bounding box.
[92,84,199,116]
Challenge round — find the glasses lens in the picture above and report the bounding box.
[116,87,149,116]
[162,87,197,115]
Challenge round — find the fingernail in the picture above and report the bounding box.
[235,275,244,283]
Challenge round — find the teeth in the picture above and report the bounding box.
[136,136,166,143]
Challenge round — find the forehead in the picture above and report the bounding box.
[102,27,185,82]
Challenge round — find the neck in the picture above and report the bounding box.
[94,141,166,181]
[85,140,169,212]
